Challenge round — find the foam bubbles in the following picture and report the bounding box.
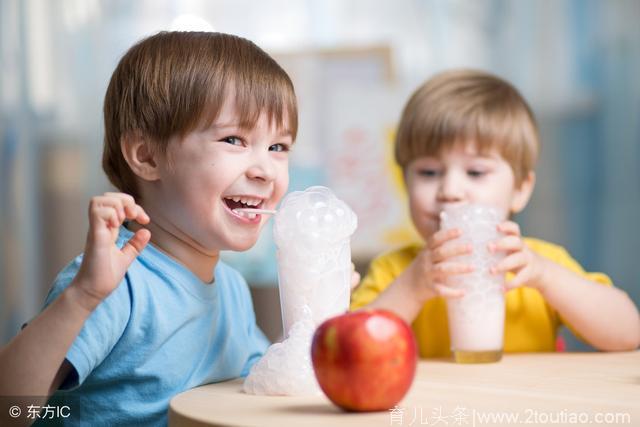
[244,186,357,395]
[274,186,357,253]
[243,316,321,396]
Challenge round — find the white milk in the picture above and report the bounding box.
[243,186,358,394]
[440,204,506,363]
[274,186,357,334]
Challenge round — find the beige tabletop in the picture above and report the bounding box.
[169,351,640,426]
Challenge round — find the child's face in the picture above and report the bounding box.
[153,99,292,252]
[404,143,533,240]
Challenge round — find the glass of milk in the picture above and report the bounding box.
[274,186,358,335]
[440,204,506,363]
[243,186,358,396]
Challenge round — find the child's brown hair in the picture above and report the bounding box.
[395,69,539,186]
[102,31,297,199]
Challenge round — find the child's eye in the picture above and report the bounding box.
[467,169,487,178]
[269,143,290,153]
[221,136,243,146]
[418,169,441,177]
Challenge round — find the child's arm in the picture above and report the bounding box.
[535,260,639,350]
[492,221,640,351]
[0,285,99,398]
[360,228,474,324]
[0,193,150,398]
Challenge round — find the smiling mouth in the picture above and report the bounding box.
[223,196,265,219]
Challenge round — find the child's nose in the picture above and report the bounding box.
[437,173,465,202]
[246,153,276,182]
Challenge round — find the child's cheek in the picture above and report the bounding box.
[275,174,290,203]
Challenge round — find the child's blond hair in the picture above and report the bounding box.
[395,69,539,186]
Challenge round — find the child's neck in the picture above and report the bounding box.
[127,220,219,284]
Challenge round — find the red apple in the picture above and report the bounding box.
[311,309,418,412]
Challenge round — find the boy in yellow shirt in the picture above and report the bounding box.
[350,69,639,357]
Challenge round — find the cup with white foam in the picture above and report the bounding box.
[439,204,506,363]
[273,186,358,336]
[243,186,357,396]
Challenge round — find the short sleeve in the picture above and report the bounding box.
[350,254,400,311]
[43,257,132,390]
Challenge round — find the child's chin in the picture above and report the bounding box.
[226,237,259,252]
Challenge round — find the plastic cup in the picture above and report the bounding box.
[440,204,506,363]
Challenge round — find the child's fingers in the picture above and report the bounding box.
[104,192,150,224]
[89,196,127,225]
[505,267,531,289]
[350,263,361,291]
[428,228,462,250]
[90,206,121,230]
[351,272,361,291]
[120,229,151,264]
[104,192,134,205]
[433,283,465,299]
[497,221,521,236]
[490,252,526,274]
[431,242,473,263]
[432,261,474,277]
[488,235,523,254]
[104,192,134,219]
[131,205,150,224]
[90,196,125,223]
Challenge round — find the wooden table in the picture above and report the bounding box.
[169,351,640,426]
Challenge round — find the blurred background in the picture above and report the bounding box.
[1,0,639,349]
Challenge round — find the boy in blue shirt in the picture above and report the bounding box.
[0,31,297,425]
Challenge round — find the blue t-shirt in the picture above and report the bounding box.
[38,226,269,426]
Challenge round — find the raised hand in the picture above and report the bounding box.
[71,192,151,311]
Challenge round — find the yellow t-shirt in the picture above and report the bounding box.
[350,238,612,357]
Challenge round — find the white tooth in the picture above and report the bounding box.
[248,198,259,206]
[240,197,248,205]
[232,197,240,203]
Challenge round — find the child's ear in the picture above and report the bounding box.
[510,171,536,214]
[121,133,161,181]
